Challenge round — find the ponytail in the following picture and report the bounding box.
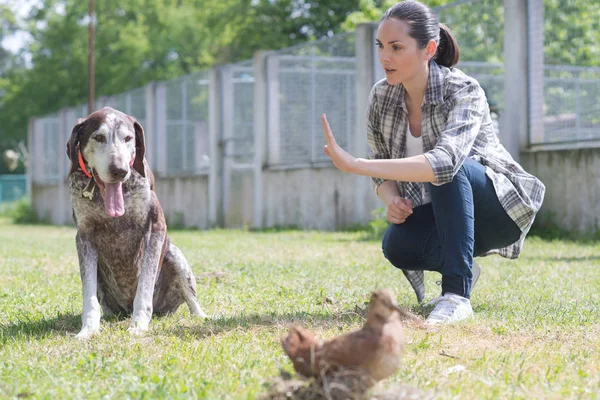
[436,23,460,68]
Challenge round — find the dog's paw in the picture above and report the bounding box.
[188,301,209,318]
[127,325,148,336]
[192,309,209,319]
[75,328,99,340]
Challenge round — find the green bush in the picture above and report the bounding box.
[1,197,39,224]
[368,207,389,240]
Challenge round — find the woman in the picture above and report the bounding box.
[322,0,545,325]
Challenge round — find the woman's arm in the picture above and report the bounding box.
[322,114,435,182]
[322,82,486,184]
[422,83,485,185]
[354,155,435,182]
[365,86,392,191]
[376,180,401,205]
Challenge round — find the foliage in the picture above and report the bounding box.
[0,197,39,224]
[543,0,600,66]
[367,206,389,240]
[0,0,359,150]
[0,0,599,155]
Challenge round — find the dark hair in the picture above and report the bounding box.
[381,0,459,68]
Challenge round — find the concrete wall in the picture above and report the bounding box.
[154,175,210,229]
[30,166,382,231]
[32,184,71,225]
[262,167,379,230]
[522,148,600,233]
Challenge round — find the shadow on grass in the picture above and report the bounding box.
[166,301,431,340]
[525,255,600,262]
[1,302,428,342]
[0,312,134,342]
[0,312,82,342]
[166,308,369,339]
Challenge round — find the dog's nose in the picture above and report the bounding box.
[109,165,128,180]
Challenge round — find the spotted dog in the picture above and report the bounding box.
[66,107,207,339]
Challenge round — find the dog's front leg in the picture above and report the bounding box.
[75,232,101,340]
[128,229,164,335]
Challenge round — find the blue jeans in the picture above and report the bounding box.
[381,158,521,299]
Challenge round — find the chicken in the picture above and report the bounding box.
[281,288,418,384]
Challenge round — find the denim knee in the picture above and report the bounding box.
[381,223,411,267]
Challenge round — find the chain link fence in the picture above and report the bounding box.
[230,60,255,165]
[31,114,62,185]
[273,33,356,167]
[28,0,600,180]
[435,0,505,115]
[164,71,210,174]
[539,0,600,144]
[0,175,27,207]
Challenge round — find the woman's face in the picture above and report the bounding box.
[376,18,430,86]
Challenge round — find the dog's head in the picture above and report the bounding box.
[67,107,146,217]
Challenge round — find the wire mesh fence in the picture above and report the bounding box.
[435,0,505,112]
[0,175,27,207]
[113,87,148,129]
[164,71,210,174]
[28,0,600,184]
[37,115,61,184]
[537,0,600,144]
[542,66,600,143]
[230,60,255,165]
[274,32,356,166]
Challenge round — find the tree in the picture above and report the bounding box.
[0,0,361,154]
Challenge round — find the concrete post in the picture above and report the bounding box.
[26,118,33,200]
[57,110,67,224]
[355,23,378,224]
[154,82,167,176]
[266,56,280,166]
[502,0,544,159]
[221,65,234,227]
[253,51,271,229]
[208,66,224,228]
[143,82,156,168]
[527,0,545,145]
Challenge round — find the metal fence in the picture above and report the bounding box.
[32,114,62,185]
[164,72,210,174]
[28,0,600,183]
[229,60,255,165]
[0,175,27,206]
[542,66,600,144]
[535,0,599,144]
[272,33,357,167]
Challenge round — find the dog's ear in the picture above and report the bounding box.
[66,118,86,176]
[131,118,146,178]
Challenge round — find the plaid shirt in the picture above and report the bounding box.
[367,60,545,302]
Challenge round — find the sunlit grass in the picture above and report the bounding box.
[0,219,598,399]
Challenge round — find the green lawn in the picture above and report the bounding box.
[0,218,598,399]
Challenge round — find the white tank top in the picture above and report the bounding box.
[405,130,431,204]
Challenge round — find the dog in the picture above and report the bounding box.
[66,107,207,339]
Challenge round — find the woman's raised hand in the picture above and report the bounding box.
[322,114,357,173]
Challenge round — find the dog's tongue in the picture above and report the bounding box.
[104,182,124,217]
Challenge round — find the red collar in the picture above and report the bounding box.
[78,150,92,178]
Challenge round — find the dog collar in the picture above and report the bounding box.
[78,149,93,179]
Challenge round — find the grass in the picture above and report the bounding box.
[0,217,599,399]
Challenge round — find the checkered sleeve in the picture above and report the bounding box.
[366,86,390,192]
[423,83,485,185]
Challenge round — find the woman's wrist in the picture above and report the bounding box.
[351,158,368,175]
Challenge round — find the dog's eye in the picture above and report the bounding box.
[93,135,106,143]
[125,136,133,143]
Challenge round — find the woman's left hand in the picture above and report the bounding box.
[321,114,358,173]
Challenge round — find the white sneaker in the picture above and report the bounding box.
[424,293,473,325]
